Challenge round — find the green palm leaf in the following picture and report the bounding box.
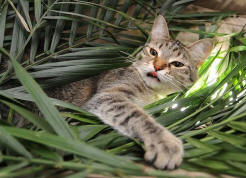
[1,0,246,177]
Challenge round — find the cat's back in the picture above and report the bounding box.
[47,76,99,107]
[97,67,144,91]
[95,67,155,107]
[48,66,153,107]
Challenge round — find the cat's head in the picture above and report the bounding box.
[134,15,213,94]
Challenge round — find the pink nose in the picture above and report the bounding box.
[154,65,160,71]
[153,58,168,71]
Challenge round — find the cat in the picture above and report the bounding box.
[49,15,213,170]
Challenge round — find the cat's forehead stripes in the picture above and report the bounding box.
[164,40,185,51]
[158,43,163,49]
[147,40,185,51]
[146,40,188,61]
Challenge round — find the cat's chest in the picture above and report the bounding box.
[132,88,158,107]
[134,85,176,107]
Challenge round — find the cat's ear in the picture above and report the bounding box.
[188,39,214,67]
[150,15,170,43]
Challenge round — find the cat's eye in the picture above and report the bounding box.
[150,48,158,56]
[170,61,184,67]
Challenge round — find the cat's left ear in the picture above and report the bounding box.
[150,15,170,43]
[188,39,214,67]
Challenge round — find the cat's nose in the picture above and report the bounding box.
[154,58,168,71]
[154,65,160,71]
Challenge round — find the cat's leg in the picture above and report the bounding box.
[84,92,183,170]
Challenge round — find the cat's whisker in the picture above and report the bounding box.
[158,74,185,90]
[140,64,187,90]
[122,56,135,63]
[158,75,176,87]
[165,74,187,89]
[120,51,131,56]
[162,74,186,90]
[119,51,136,63]
[125,58,134,63]
[164,74,187,90]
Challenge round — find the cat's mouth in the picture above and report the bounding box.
[147,72,160,82]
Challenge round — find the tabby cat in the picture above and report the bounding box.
[50,15,213,169]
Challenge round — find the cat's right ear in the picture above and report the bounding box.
[150,15,170,43]
[188,39,214,67]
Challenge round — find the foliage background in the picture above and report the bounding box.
[0,0,246,177]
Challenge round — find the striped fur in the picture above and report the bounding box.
[83,67,184,169]
[50,15,213,170]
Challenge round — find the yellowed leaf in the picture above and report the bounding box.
[7,0,31,32]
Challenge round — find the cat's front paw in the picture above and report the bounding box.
[144,130,183,170]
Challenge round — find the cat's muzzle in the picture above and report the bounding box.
[147,72,160,82]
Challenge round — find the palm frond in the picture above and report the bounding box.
[1,0,246,177]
